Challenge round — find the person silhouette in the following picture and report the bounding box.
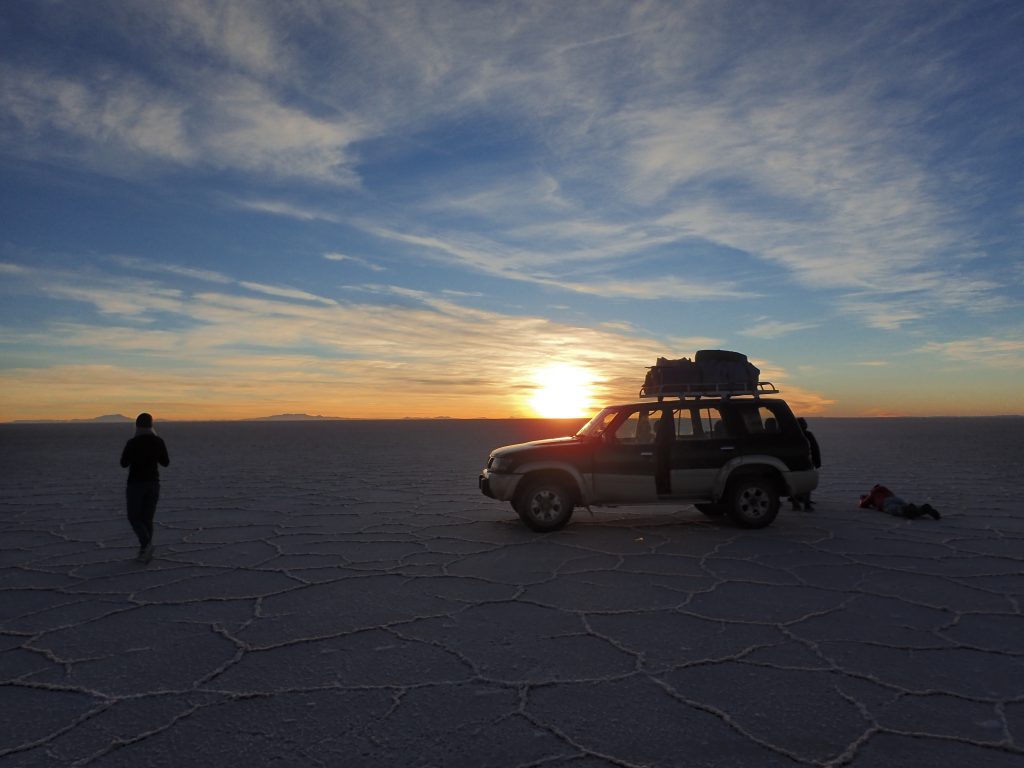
[791,417,821,511]
[120,412,169,563]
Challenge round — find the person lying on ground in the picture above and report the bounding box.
[859,483,940,520]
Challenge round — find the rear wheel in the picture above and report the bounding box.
[514,479,574,532]
[726,477,780,528]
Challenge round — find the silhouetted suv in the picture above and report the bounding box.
[479,394,818,532]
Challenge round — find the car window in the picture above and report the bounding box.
[614,408,656,444]
[647,407,728,440]
[576,408,618,437]
[696,407,728,438]
[738,405,780,434]
[672,408,695,439]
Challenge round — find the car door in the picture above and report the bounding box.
[669,405,736,498]
[590,406,660,503]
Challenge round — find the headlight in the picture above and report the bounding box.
[489,456,516,473]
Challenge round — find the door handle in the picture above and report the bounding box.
[720,446,736,451]
[640,452,653,457]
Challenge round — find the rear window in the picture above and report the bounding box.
[737,404,789,434]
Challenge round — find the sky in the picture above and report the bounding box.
[1,0,1022,420]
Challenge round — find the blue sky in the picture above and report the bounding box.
[1,0,1022,419]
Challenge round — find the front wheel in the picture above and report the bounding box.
[726,477,780,529]
[514,480,574,532]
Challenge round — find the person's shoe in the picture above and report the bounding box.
[140,544,154,563]
[902,504,922,519]
[805,502,815,511]
[922,504,941,520]
[135,546,147,563]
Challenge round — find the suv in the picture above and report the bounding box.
[479,393,817,532]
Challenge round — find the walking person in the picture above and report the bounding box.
[120,412,169,563]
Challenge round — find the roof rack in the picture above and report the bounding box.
[639,381,780,400]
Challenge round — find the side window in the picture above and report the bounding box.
[626,407,728,440]
[675,408,696,438]
[614,408,655,444]
[697,407,728,438]
[739,406,779,434]
[589,410,619,437]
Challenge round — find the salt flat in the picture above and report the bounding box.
[1,419,1022,767]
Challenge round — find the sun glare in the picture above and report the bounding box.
[528,364,596,418]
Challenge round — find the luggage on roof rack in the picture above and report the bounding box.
[695,349,749,363]
[640,351,771,399]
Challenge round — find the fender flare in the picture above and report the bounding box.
[713,455,792,500]
[512,462,590,505]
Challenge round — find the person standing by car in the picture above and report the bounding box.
[791,417,821,510]
[120,412,169,563]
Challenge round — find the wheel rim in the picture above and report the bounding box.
[529,489,563,522]
[738,486,770,519]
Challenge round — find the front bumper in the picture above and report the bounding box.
[478,470,521,501]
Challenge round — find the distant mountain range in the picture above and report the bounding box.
[12,414,133,424]
[3,415,507,428]
[242,413,344,421]
[12,413,347,424]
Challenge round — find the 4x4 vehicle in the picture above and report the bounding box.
[479,386,817,532]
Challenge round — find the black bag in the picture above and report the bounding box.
[694,350,760,390]
[643,357,701,394]
[695,349,748,363]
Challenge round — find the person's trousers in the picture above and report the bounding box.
[126,482,159,547]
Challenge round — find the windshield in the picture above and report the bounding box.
[574,407,618,438]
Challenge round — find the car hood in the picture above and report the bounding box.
[492,436,582,457]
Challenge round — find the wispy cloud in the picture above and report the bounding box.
[739,318,817,339]
[111,256,234,284]
[0,62,363,183]
[562,276,757,301]
[323,252,386,272]
[239,281,338,306]
[363,222,756,301]
[920,336,1024,369]
[231,199,342,222]
[39,277,186,318]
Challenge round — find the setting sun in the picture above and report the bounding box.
[528,364,597,418]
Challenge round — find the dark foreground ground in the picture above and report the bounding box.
[1,418,1022,767]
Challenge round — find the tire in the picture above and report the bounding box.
[514,479,574,532]
[726,476,780,528]
[694,503,724,517]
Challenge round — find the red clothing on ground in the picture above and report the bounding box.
[859,484,895,510]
